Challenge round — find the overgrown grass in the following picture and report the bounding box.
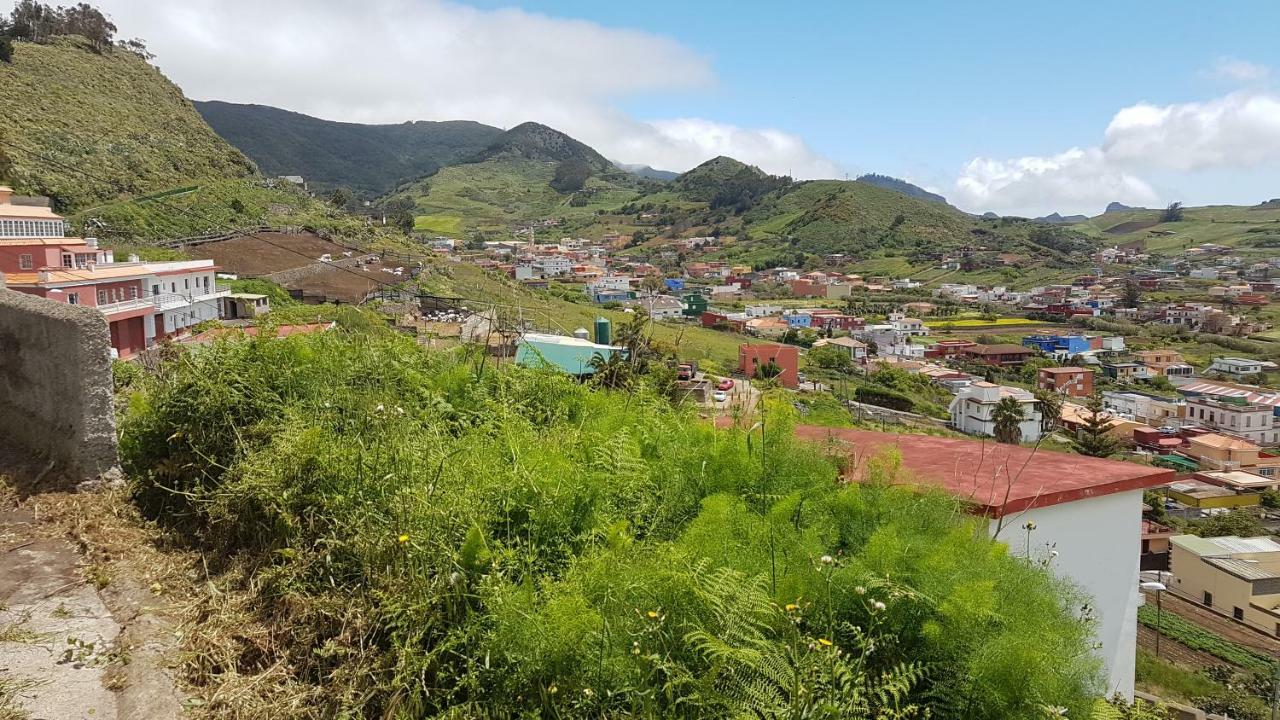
[118,330,1103,718]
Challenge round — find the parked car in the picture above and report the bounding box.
[713,390,728,403]
[716,378,735,391]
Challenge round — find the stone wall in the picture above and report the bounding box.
[0,288,119,488]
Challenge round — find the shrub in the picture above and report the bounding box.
[120,332,1103,717]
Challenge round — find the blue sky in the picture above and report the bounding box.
[462,0,1280,213]
[106,0,1280,215]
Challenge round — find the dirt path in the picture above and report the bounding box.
[0,489,189,719]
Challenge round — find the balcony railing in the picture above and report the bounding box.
[96,296,156,316]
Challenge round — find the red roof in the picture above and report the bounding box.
[794,426,1172,517]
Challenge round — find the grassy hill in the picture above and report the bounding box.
[0,37,255,210]
[195,101,503,195]
[1076,202,1280,258]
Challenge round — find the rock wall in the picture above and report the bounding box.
[0,288,119,488]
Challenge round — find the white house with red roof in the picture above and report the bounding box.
[794,426,1174,699]
[0,187,227,358]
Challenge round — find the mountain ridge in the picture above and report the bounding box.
[195,101,503,195]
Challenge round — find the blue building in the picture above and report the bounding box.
[664,278,685,292]
[1022,334,1091,355]
[784,313,812,328]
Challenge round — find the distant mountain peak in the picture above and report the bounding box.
[470,122,611,170]
[615,162,678,181]
[1104,201,1139,213]
[855,173,948,205]
[1034,212,1088,224]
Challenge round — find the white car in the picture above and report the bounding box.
[713,390,728,403]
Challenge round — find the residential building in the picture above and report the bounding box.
[794,426,1175,697]
[948,382,1043,442]
[825,283,853,299]
[744,316,790,338]
[531,255,572,277]
[923,339,976,359]
[963,344,1037,367]
[889,312,928,337]
[681,293,708,318]
[0,189,229,357]
[1163,479,1259,510]
[1101,362,1151,382]
[1037,367,1095,397]
[1168,535,1280,636]
[1181,433,1280,476]
[739,343,800,388]
[745,304,782,318]
[1194,470,1279,493]
[1022,334,1092,355]
[625,294,684,319]
[1130,349,1193,378]
[812,314,864,332]
[811,336,867,361]
[1185,395,1280,446]
[1102,391,1186,426]
[1208,357,1272,379]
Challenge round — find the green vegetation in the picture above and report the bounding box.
[227,277,297,307]
[0,36,254,210]
[1135,606,1274,672]
[118,329,1103,717]
[194,101,502,195]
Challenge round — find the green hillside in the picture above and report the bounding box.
[0,37,255,210]
[195,101,503,195]
[1076,202,1280,257]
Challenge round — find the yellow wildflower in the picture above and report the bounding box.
[397,534,410,544]
[817,638,833,647]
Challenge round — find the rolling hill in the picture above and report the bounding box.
[195,101,503,195]
[0,37,256,210]
[1074,202,1280,256]
[855,173,948,205]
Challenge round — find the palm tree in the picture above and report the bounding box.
[992,396,1026,445]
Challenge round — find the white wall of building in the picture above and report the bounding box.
[990,488,1144,698]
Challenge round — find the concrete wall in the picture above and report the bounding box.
[0,288,119,488]
[992,489,1145,698]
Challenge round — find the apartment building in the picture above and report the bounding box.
[948,382,1043,442]
[1184,396,1279,446]
[0,188,226,358]
[1037,367,1095,397]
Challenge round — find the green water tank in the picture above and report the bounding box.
[594,316,612,345]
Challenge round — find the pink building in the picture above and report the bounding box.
[0,187,228,358]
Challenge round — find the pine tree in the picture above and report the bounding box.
[1071,393,1120,458]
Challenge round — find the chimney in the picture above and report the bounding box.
[86,261,96,273]
[127,253,139,263]
[85,237,98,249]
[0,186,12,205]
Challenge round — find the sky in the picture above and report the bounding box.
[93,0,1280,216]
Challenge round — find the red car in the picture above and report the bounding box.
[716,378,735,391]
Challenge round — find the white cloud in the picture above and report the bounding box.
[953,148,1157,218]
[95,0,837,178]
[1205,57,1271,83]
[1103,93,1280,171]
[953,90,1280,215]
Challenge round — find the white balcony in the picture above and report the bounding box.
[96,296,156,316]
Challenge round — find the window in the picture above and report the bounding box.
[18,253,32,270]
[1233,607,1244,621]
[98,290,107,304]
[129,286,138,300]
[184,278,190,290]
[1203,591,1213,607]
[62,253,73,268]
[151,284,159,296]
[67,293,79,305]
